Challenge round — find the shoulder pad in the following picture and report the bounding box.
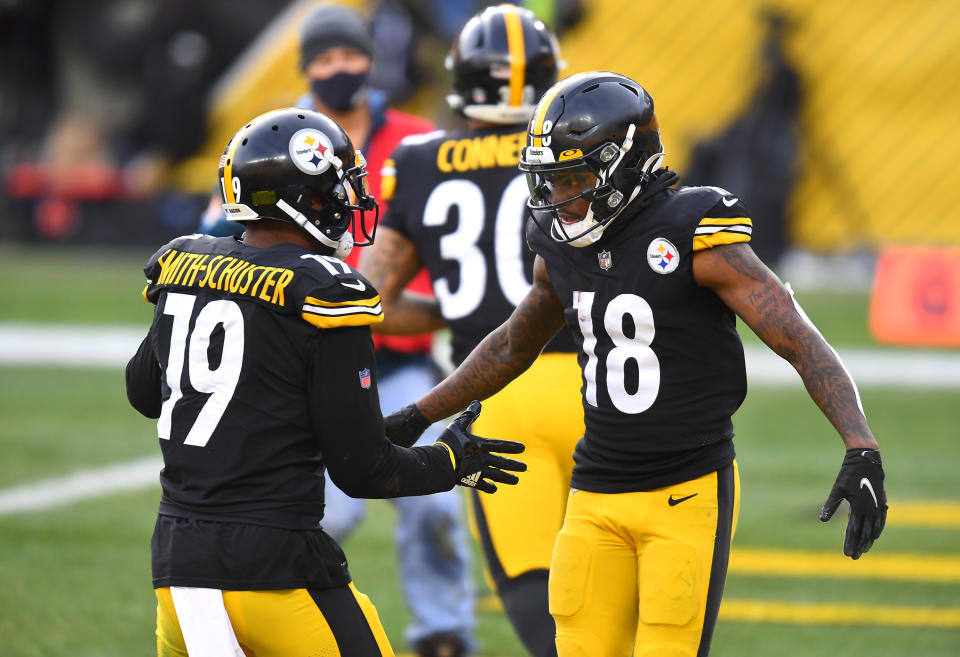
[524,214,556,258]
[296,253,384,329]
[384,130,450,202]
[142,234,210,303]
[683,186,753,252]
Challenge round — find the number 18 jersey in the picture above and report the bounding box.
[527,185,753,493]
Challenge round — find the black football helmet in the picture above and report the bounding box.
[519,72,667,246]
[446,4,562,125]
[218,107,378,258]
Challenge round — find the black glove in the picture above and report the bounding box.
[384,403,432,448]
[820,448,887,559]
[436,400,526,494]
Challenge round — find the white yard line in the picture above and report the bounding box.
[0,323,145,368]
[0,455,162,516]
[2,322,960,387]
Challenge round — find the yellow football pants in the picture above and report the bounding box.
[155,582,394,657]
[469,352,584,581]
[549,462,740,657]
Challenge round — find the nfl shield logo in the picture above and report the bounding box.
[598,249,613,271]
[359,368,371,389]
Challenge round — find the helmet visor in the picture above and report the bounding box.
[526,168,598,209]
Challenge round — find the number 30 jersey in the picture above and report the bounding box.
[527,185,753,493]
[380,125,576,365]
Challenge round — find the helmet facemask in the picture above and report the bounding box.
[521,124,664,247]
[272,150,379,259]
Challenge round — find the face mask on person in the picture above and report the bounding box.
[310,71,368,111]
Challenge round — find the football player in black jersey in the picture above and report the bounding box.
[360,7,580,656]
[385,72,887,657]
[124,107,526,657]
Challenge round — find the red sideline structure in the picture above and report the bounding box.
[869,246,960,347]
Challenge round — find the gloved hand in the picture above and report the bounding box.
[820,448,887,559]
[436,400,526,494]
[384,403,432,448]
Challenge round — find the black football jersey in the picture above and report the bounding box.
[127,234,457,528]
[127,234,459,589]
[381,125,576,365]
[528,185,754,492]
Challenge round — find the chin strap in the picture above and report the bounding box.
[276,199,353,259]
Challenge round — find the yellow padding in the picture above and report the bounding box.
[693,231,751,251]
[301,311,384,329]
[304,294,382,308]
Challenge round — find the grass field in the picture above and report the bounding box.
[1,245,958,657]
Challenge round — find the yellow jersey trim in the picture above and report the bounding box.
[698,217,753,227]
[300,311,385,329]
[693,231,752,251]
[303,294,383,309]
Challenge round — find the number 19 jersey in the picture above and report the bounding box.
[138,234,386,529]
[527,185,753,493]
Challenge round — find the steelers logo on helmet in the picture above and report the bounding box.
[647,237,680,274]
[289,128,335,175]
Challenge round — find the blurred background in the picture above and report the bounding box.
[1,1,958,656]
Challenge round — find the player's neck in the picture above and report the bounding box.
[242,222,316,251]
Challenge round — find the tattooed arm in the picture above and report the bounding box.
[414,255,566,422]
[693,243,878,450]
[359,225,446,334]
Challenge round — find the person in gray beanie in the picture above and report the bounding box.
[299,3,374,114]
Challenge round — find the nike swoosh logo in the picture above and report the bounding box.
[340,279,366,291]
[668,493,698,506]
[722,197,739,207]
[859,478,878,507]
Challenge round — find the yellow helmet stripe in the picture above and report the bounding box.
[531,72,593,147]
[221,126,249,204]
[502,3,525,107]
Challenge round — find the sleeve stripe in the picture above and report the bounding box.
[695,224,753,236]
[304,294,382,309]
[301,312,385,329]
[693,231,752,251]
[303,302,383,317]
[698,217,753,227]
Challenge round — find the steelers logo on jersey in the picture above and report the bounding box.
[289,128,335,175]
[647,237,680,274]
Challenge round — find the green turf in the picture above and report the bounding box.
[1,247,957,656]
[0,367,155,487]
[0,245,154,325]
[1,365,957,656]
